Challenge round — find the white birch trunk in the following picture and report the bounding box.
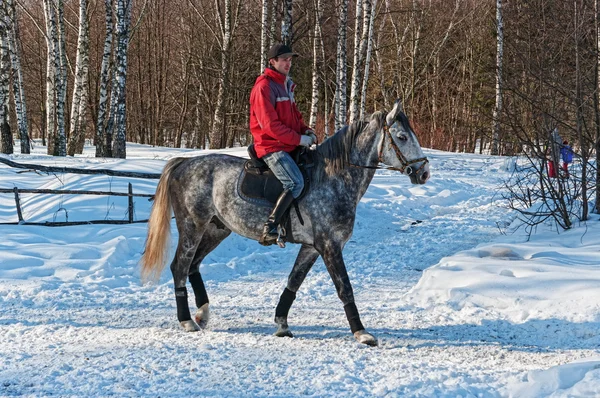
[269,0,277,47]
[309,0,323,129]
[68,0,90,156]
[43,0,58,155]
[209,0,233,149]
[260,0,269,72]
[0,4,12,154]
[335,0,348,132]
[281,0,292,46]
[349,0,366,124]
[96,0,113,157]
[6,0,28,153]
[491,0,503,156]
[55,0,67,156]
[111,0,131,158]
[360,0,376,120]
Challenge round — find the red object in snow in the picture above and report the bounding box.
[548,161,557,178]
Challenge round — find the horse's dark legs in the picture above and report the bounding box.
[318,241,377,346]
[187,219,231,328]
[274,244,320,337]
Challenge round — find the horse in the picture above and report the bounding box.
[140,101,430,346]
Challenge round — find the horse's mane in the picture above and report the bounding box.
[313,111,384,184]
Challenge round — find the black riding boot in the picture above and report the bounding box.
[260,189,295,245]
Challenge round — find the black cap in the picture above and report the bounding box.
[267,43,298,60]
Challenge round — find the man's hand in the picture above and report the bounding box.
[305,129,318,145]
[299,134,315,147]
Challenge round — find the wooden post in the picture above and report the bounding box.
[128,182,133,223]
[13,187,23,222]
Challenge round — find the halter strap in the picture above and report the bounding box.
[350,123,429,173]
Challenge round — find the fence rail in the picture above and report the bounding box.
[0,183,154,226]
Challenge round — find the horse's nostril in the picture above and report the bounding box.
[421,171,429,181]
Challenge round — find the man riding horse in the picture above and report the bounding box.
[249,43,317,245]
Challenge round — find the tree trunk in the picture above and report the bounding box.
[281,0,292,46]
[6,0,28,154]
[260,0,269,72]
[491,0,503,156]
[309,0,323,129]
[95,0,113,158]
[43,0,58,155]
[574,0,586,222]
[55,0,67,156]
[334,0,348,132]
[0,4,12,155]
[68,0,90,156]
[111,0,131,159]
[350,0,371,124]
[360,0,376,120]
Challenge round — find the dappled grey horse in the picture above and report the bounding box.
[141,101,430,346]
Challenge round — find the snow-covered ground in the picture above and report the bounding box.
[1,142,600,397]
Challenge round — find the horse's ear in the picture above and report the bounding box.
[386,99,403,126]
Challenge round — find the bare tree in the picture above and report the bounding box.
[281,0,292,46]
[67,0,90,156]
[7,0,29,153]
[0,3,13,154]
[111,0,131,158]
[334,0,348,132]
[491,0,503,156]
[95,0,113,157]
[349,0,371,124]
[309,0,323,129]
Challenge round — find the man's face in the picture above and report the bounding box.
[269,56,293,76]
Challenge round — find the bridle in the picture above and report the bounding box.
[350,122,429,174]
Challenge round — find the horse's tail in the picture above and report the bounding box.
[140,157,187,282]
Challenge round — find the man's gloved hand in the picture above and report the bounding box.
[305,129,318,145]
[300,134,315,147]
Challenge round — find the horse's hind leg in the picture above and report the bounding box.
[274,244,320,338]
[188,218,231,329]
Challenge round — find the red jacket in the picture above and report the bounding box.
[249,68,309,158]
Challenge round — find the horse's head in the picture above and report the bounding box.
[381,100,430,185]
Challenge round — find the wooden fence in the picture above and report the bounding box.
[0,156,160,226]
[0,184,155,226]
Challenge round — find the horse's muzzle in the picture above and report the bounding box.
[407,162,430,185]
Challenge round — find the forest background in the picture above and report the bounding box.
[2,0,600,225]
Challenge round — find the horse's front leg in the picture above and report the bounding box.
[274,244,320,338]
[318,241,377,346]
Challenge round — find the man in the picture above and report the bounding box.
[249,43,317,245]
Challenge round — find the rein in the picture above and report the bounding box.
[350,123,429,174]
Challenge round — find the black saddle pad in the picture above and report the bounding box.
[239,145,313,204]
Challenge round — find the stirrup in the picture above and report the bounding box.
[276,225,286,248]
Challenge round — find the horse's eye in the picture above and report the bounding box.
[398,135,408,142]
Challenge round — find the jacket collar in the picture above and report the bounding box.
[264,67,287,85]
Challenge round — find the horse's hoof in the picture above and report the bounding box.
[180,320,201,332]
[194,303,210,329]
[354,330,377,346]
[274,326,294,338]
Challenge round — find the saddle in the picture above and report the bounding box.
[238,145,314,247]
[239,144,313,204]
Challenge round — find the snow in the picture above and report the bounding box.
[1,142,600,397]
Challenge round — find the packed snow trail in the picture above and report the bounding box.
[1,145,598,397]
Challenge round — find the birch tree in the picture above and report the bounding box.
[491,0,503,156]
[281,0,292,46]
[55,0,67,156]
[334,0,348,132]
[349,0,371,124]
[111,0,132,158]
[360,0,376,120]
[260,0,269,72]
[7,0,29,153]
[309,0,323,128]
[67,0,90,156]
[95,0,113,157]
[0,3,12,154]
[42,0,58,155]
